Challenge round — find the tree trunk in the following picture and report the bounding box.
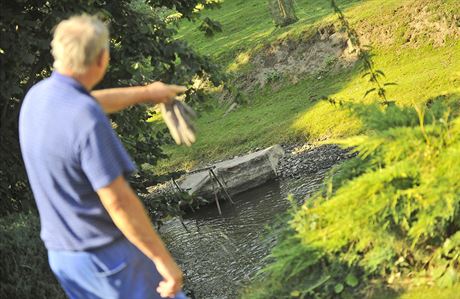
[268,0,298,27]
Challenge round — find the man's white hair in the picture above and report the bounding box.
[51,14,109,74]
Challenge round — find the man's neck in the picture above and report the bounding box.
[57,68,96,91]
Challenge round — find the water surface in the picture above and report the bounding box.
[160,168,329,299]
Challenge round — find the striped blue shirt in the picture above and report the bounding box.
[19,72,136,250]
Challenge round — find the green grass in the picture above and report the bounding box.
[0,212,64,298]
[371,284,460,299]
[245,281,460,299]
[154,0,460,178]
[177,0,363,67]
[154,38,459,174]
[396,284,460,299]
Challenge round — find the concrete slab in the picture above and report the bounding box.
[178,144,285,198]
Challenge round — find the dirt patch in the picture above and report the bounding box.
[356,0,460,47]
[405,2,460,46]
[227,0,459,98]
[238,26,359,90]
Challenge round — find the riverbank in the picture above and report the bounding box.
[151,0,459,178]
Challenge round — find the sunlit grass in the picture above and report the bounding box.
[153,0,460,175]
[176,0,362,67]
[398,284,460,299]
[153,40,459,175]
[370,284,460,299]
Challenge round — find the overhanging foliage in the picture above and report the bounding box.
[0,0,222,214]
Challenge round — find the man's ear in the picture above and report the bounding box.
[97,49,109,67]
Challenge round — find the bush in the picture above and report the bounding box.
[244,102,460,298]
[0,212,64,298]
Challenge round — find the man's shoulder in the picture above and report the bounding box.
[29,77,102,114]
[22,76,108,138]
[25,76,52,99]
[26,76,87,103]
[73,97,111,142]
[77,101,107,128]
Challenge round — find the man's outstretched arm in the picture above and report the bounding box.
[91,82,186,114]
[97,175,183,298]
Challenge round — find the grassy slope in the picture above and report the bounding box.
[153,0,459,175]
[177,0,362,68]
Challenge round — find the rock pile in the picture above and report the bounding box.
[278,143,356,179]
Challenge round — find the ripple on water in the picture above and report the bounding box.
[159,169,329,299]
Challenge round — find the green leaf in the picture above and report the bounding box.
[375,69,386,77]
[334,283,344,294]
[290,290,301,297]
[436,267,458,288]
[362,44,373,50]
[384,82,398,86]
[345,273,359,287]
[443,238,453,255]
[364,88,376,97]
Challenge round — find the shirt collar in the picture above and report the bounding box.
[51,71,90,95]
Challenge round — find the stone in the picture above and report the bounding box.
[178,145,285,198]
[329,32,347,47]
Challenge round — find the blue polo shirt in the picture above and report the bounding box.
[19,72,136,251]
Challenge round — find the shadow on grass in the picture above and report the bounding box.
[178,0,363,65]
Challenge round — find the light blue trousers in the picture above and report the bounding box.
[48,238,187,299]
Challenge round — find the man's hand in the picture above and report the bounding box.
[97,176,184,298]
[155,258,184,298]
[146,82,187,104]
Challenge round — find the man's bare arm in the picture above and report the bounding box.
[91,82,186,114]
[97,175,183,298]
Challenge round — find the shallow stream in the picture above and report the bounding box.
[159,167,331,299]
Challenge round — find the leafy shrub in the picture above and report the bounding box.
[0,0,222,214]
[198,17,223,37]
[245,103,460,298]
[0,212,64,298]
[265,70,283,84]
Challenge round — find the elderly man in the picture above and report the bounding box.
[19,14,187,299]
